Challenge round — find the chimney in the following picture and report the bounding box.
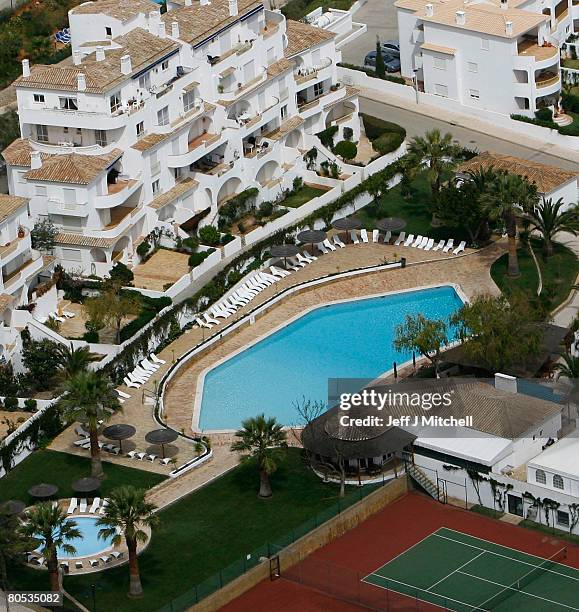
[455,10,466,24]
[500,0,508,8]
[425,3,434,16]
[96,46,105,61]
[30,150,42,170]
[121,54,132,75]
[158,22,166,38]
[495,373,517,394]
[22,59,30,78]
[228,0,238,16]
[171,21,180,38]
[77,73,86,91]
[149,9,161,31]
[505,20,513,35]
[73,50,82,65]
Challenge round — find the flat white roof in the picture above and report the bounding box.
[528,436,579,480]
[414,429,512,466]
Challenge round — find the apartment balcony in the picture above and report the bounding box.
[29,139,119,156]
[166,131,222,168]
[47,198,90,217]
[2,254,44,290]
[19,105,132,130]
[85,206,146,240]
[535,71,561,94]
[94,175,142,209]
[217,72,268,105]
[298,83,347,117]
[516,40,560,70]
[294,58,333,86]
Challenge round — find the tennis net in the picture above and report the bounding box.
[473,547,567,610]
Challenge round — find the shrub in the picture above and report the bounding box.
[361,114,406,140]
[136,240,150,259]
[24,398,37,412]
[334,140,358,162]
[558,122,579,136]
[188,251,210,267]
[510,113,557,129]
[182,236,199,252]
[4,396,18,411]
[292,176,304,192]
[562,92,579,113]
[316,125,339,150]
[109,262,134,285]
[220,233,235,245]
[343,126,354,141]
[535,107,553,122]
[83,330,99,343]
[337,62,406,84]
[257,200,274,219]
[198,225,221,246]
[373,131,405,154]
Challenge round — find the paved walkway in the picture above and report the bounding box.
[551,231,579,329]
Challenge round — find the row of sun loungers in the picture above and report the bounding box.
[30,550,125,571]
[392,232,466,255]
[127,450,173,465]
[123,353,166,389]
[67,497,109,515]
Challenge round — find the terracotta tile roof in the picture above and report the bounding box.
[24,149,122,184]
[14,28,179,94]
[70,0,158,20]
[55,233,118,248]
[0,195,28,223]
[421,42,456,55]
[162,0,263,46]
[284,20,335,58]
[0,294,15,313]
[263,116,304,141]
[266,58,293,78]
[149,178,198,210]
[2,139,50,167]
[131,133,169,152]
[457,152,578,194]
[395,0,528,11]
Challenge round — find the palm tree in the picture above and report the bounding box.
[481,171,539,277]
[406,129,460,200]
[0,511,36,590]
[55,343,99,381]
[96,486,159,598]
[60,371,122,479]
[20,503,81,592]
[554,351,579,407]
[230,414,288,498]
[524,198,579,257]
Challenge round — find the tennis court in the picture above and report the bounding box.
[364,527,579,610]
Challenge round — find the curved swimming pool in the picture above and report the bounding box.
[198,286,464,431]
[57,516,114,559]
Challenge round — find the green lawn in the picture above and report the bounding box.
[8,449,360,611]
[356,173,471,242]
[491,238,579,310]
[282,185,328,208]
[562,58,579,69]
[0,450,165,504]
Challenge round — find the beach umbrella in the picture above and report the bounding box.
[145,428,179,459]
[297,229,327,256]
[332,217,361,243]
[28,484,58,499]
[0,500,26,515]
[71,478,100,494]
[270,244,300,269]
[102,424,136,453]
[376,217,406,233]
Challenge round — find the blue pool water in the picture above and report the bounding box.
[198,286,463,430]
[54,516,114,559]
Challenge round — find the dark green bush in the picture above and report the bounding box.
[334,139,358,161]
[535,107,553,122]
[24,398,37,412]
[316,125,339,150]
[198,225,221,246]
[136,240,150,258]
[220,233,235,245]
[361,114,406,140]
[182,236,199,252]
[558,122,579,136]
[510,113,556,129]
[4,396,18,411]
[372,132,405,154]
[337,62,406,84]
[109,262,134,285]
[188,251,210,267]
[562,92,579,113]
[83,330,99,343]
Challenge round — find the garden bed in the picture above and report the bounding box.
[281,0,355,21]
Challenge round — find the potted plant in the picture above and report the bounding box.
[17,225,25,239]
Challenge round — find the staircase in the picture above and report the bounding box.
[553,113,573,127]
[406,463,439,499]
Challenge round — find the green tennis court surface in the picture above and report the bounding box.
[363,527,579,610]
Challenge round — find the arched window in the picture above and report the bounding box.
[553,474,564,490]
[535,469,546,484]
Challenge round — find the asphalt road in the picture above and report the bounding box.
[360,97,579,172]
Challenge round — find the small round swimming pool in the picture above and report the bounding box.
[46,516,114,559]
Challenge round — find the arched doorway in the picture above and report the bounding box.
[217,177,242,206]
[285,129,303,149]
[256,160,280,186]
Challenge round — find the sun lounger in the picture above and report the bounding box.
[394,231,406,246]
[403,234,415,247]
[79,499,87,513]
[232,291,251,305]
[136,452,147,460]
[453,240,466,255]
[102,443,115,453]
[89,498,101,514]
[203,313,219,326]
[442,239,454,253]
[424,238,435,251]
[241,283,260,296]
[159,457,172,465]
[323,239,337,252]
[317,242,329,254]
[89,559,99,567]
[270,265,290,277]
[49,312,65,322]
[332,235,345,249]
[139,361,157,374]
[111,551,123,560]
[248,277,267,291]
[296,253,311,266]
[129,372,148,386]
[142,358,160,371]
[35,557,46,566]
[133,367,151,380]
[411,235,423,248]
[116,389,130,399]
[150,353,166,365]
[67,498,78,514]
[383,231,392,244]
[75,560,83,569]
[372,229,379,243]
[227,294,246,308]
[63,311,75,318]
[75,424,89,437]
[254,273,274,286]
[27,553,39,563]
[60,561,69,573]
[433,239,445,251]
[259,272,278,284]
[417,236,429,249]
[100,555,112,564]
[124,376,140,389]
[349,230,359,245]
[146,454,157,462]
[210,306,230,320]
[73,439,90,447]
[360,229,369,243]
[127,450,137,459]
[99,500,109,515]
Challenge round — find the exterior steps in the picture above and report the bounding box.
[406,463,439,499]
[553,113,573,127]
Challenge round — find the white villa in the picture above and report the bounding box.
[395,0,575,119]
[2,0,359,279]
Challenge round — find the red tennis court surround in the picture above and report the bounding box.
[223,492,579,611]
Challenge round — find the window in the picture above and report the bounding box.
[105,26,112,37]
[36,124,48,142]
[281,105,288,120]
[136,121,145,137]
[95,129,107,147]
[535,469,546,484]
[33,93,45,103]
[435,83,448,97]
[469,89,480,99]
[481,37,489,51]
[151,180,160,195]
[35,186,47,197]
[61,248,82,261]
[109,92,121,113]
[17,171,26,184]
[467,62,478,73]
[434,57,446,70]
[63,188,76,208]
[557,511,569,527]
[157,106,169,126]
[150,152,160,176]
[553,474,564,490]
[138,72,151,90]
[314,82,323,97]
[183,90,196,113]
[173,167,182,180]
[59,97,78,110]
[161,60,169,71]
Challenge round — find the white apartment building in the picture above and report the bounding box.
[396,0,575,116]
[2,0,359,278]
